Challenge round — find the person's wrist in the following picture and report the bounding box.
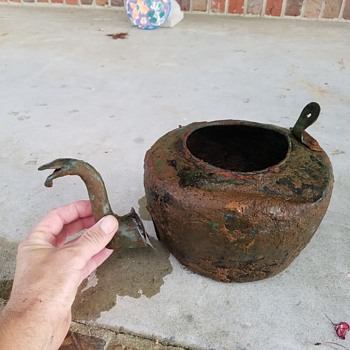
[0,301,70,350]
[5,285,72,316]
[3,298,67,330]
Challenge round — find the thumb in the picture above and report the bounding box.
[71,215,118,261]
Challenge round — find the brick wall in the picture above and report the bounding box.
[1,0,350,20]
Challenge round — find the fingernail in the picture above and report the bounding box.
[100,215,118,234]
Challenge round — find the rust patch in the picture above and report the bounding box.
[302,81,329,97]
[225,201,247,213]
[106,32,128,40]
[72,238,172,321]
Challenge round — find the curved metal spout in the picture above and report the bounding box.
[38,158,151,250]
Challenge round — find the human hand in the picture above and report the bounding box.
[0,200,118,350]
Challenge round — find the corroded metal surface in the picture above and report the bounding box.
[144,103,334,282]
[292,101,322,151]
[39,159,151,251]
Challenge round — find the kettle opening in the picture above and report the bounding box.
[186,124,289,172]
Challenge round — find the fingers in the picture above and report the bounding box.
[81,248,114,281]
[29,201,92,244]
[55,216,96,247]
[67,215,118,263]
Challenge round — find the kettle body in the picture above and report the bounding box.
[144,103,333,282]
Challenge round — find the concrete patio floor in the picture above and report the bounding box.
[0,6,350,350]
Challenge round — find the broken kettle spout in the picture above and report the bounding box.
[38,158,152,251]
[116,207,153,249]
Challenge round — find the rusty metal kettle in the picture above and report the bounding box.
[144,102,334,282]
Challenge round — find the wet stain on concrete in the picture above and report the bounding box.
[0,237,17,278]
[185,314,194,323]
[338,58,345,71]
[331,149,345,156]
[133,137,144,144]
[72,238,172,321]
[0,237,18,300]
[138,196,152,221]
[8,111,19,116]
[0,279,13,301]
[302,81,329,97]
[17,115,31,121]
[25,159,38,165]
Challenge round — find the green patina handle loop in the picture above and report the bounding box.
[292,102,320,144]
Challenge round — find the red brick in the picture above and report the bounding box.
[51,0,64,3]
[81,0,93,4]
[228,0,244,13]
[265,0,282,16]
[303,0,322,17]
[323,0,342,18]
[59,332,106,350]
[247,0,263,14]
[66,0,79,5]
[211,0,225,12]
[96,0,107,5]
[176,0,190,10]
[285,0,303,16]
[108,344,136,350]
[23,0,35,2]
[344,0,350,19]
[111,0,123,5]
[108,343,136,350]
[192,0,207,11]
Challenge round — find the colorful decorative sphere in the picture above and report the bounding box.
[125,0,171,30]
